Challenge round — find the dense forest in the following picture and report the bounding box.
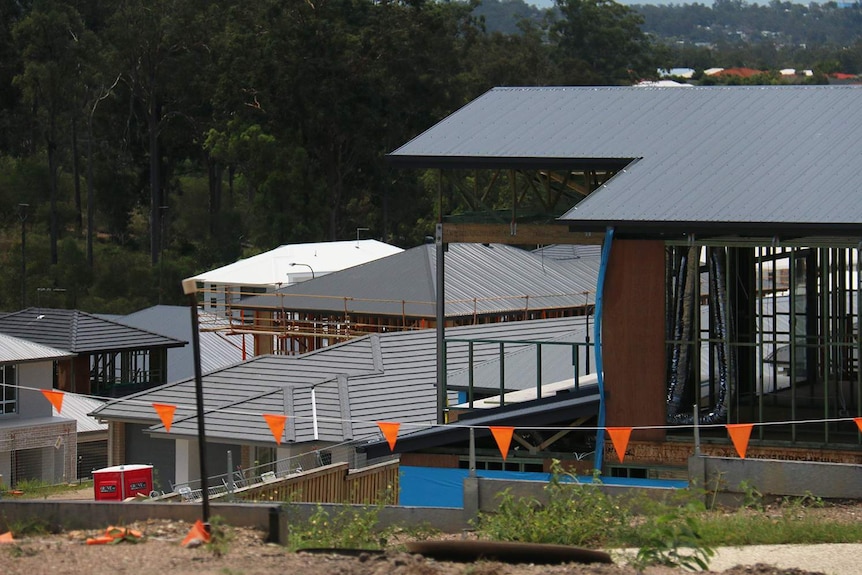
[0,0,859,314]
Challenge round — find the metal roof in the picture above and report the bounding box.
[359,387,601,460]
[115,305,245,381]
[240,243,599,317]
[532,244,602,261]
[53,393,107,434]
[188,239,403,286]
[0,332,75,364]
[0,308,186,354]
[389,86,862,236]
[90,316,588,446]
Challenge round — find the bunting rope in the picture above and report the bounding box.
[10,381,862,439]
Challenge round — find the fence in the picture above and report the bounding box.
[232,460,398,505]
[163,459,398,506]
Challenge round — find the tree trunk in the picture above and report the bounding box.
[149,89,162,266]
[86,112,95,267]
[48,128,59,265]
[208,157,222,236]
[71,117,82,232]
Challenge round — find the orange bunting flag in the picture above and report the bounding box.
[490,426,515,461]
[42,389,64,414]
[606,427,633,463]
[377,421,401,451]
[854,417,862,433]
[262,414,287,445]
[726,423,754,459]
[0,531,14,544]
[181,519,211,547]
[152,403,177,433]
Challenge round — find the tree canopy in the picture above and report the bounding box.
[0,0,853,313]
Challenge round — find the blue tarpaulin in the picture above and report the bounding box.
[398,466,688,508]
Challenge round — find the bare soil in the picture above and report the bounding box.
[2,487,858,575]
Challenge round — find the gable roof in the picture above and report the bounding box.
[240,243,599,317]
[0,332,75,364]
[0,308,186,354]
[91,316,589,446]
[189,239,403,286]
[389,86,862,238]
[115,305,244,381]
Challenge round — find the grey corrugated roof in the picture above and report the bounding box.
[0,308,186,354]
[116,305,244,381]
[91,316,588,446]
[0,332,75,364]
[360,387,601,459]
[446,318,593,393]
[533,244,602,261]
[53,393,107,434]
[390,86,862,236]
[240,243,598,317]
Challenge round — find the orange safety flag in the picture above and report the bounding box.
[726,423,754,459]
[0,531,14,544]
[490,426,515,461]
[854,417,862,433]
[86,525,143,545]
[606,427,633,463]
[377,421,401,451]
[181,520,211,547]
[42,389,65,414]
[262,413,287,445]
[152,403,177,433]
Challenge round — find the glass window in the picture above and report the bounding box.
[1,364,17,415]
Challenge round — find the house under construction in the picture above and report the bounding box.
[374,85,862,476]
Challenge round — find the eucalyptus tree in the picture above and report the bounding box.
[550,0,655,85]
[13,0,89,264]
[103,0,211,265]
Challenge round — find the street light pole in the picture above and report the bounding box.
[18,204,28,309]
[288,262,315,281]
[181,278,210,529]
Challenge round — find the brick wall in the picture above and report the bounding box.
[0,420,77,484]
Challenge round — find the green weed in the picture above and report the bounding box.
[286,504,388,551]
[206,516,233,557]
[473,461,633,547]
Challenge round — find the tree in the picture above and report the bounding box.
[13,0,87,265]
[550,0,656,85]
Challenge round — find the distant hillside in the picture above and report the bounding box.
[473,0,550,34]
[475,0,862,49]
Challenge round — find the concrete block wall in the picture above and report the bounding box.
[689,455,862,505]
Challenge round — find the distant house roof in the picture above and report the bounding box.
[0,332,75,364]
[188,239,403,287]
[91,316,589,446]
[389,86,862,238]
[240,243,599,317]
[0,308,186,354]
[115,305,244,381]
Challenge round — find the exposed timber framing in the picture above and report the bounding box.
[441,222,604,245]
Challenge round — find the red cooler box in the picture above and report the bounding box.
[93,464,154,501]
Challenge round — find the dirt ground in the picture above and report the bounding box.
[2,486,858,575]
